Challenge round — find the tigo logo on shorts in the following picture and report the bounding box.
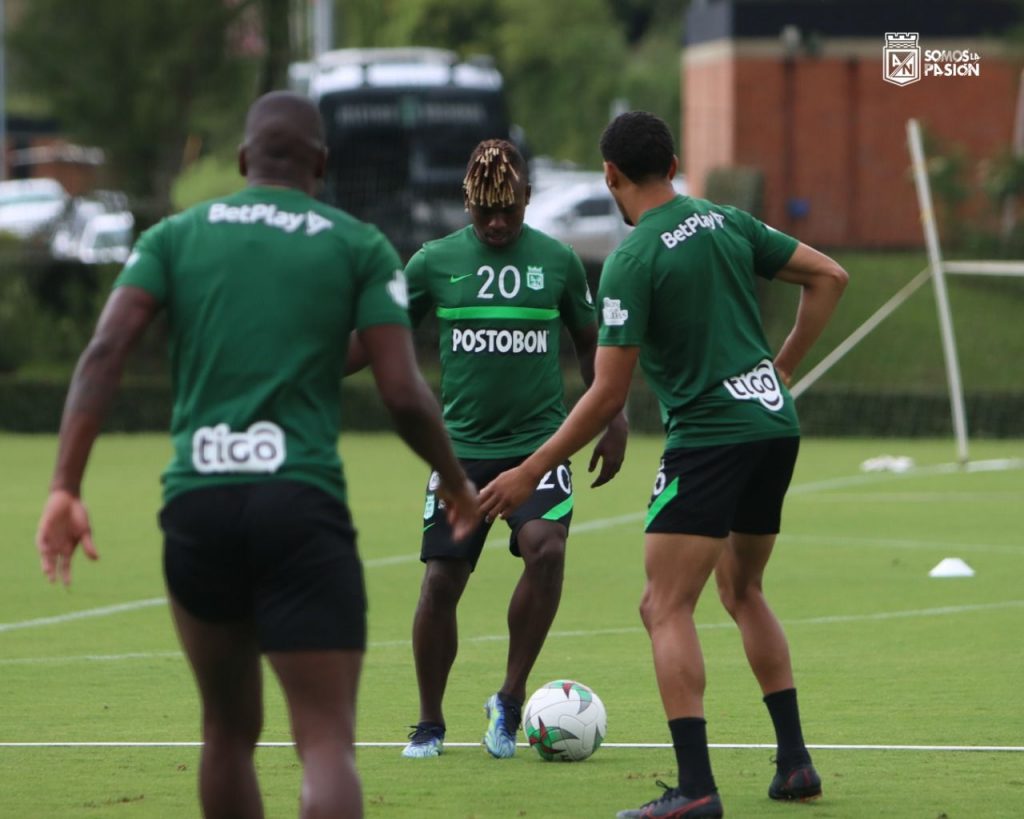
[192,421,286,473]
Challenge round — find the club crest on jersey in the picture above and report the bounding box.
[526,266,544,291]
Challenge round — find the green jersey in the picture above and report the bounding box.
[406,224,595,458]
[115,185,410,504]
[598,195,800,449]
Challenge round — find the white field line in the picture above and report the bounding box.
[2,456,1020,636]
[3,600,1022,665]
[1,740,1021,752]
[0,598,165,634]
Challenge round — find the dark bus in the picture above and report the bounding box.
[295,48,513,257]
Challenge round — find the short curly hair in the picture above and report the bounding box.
[599,111,675,184]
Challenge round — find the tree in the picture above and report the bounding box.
[9,0,262,217]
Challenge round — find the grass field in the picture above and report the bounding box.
[2,432,1023,818]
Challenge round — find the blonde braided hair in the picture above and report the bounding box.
[463,139,526,207]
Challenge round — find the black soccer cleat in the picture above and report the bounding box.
[768,762,822,802]
[616,781,724,818]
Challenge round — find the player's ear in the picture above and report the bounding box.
[238,144,248,178]
[314,147,328,179]
[603,161,619,190]
[668,156,679,181]
[524,183,532,206]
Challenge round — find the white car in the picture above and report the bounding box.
[0,178,69,239]
[527,172,687,265]
[75,212,135,265]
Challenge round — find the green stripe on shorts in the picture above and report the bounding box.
[644,477,679,529]
[541,495,574,521]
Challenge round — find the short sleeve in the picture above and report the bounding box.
[558,247,596,332]
[403,248,434,327]
[354,230,412,330]
[732,207,799,280]
[597,250,648,347]
[114,219,171,303]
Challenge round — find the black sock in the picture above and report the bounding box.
[498,691,523,731]
[764,688,812,770]
[668,717,717,798]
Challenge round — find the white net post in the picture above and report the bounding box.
[906,118,970,464]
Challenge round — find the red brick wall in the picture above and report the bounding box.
[685,44,1020,247]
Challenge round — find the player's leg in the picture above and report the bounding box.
[619,448,734,819]
[246,480,370,812]
[161,487,264,819]
[266,649,363,818]
[718,436,819,801]
[501,518,566,704]
[483,460,573,758]
[715,532,793,693]
[168,597,265,819]
[641,532,722,718]
[411,557,472,726]
[624,531,724,817]
[405,465,490,756]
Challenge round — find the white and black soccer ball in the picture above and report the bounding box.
[523,679,607,761]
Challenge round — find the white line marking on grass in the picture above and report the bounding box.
[789,457,1023,495]
[7,599,1018,665]
[2,741,1021,752]
[3,456,1019,635]
[0,651,182,665]
[780,533,1022,555]
[797,491,1022,503]
[0,598,165,634]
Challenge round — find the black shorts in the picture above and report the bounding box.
[421,456,574,570]
[160,480,366,651]
[644,437,800,538]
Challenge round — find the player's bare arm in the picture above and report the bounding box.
[343,330,369,375]
[37,285,159,585]
[773,243,849,383]
[479,345,638,519]
[568,322,629,487]
[360,322,480,539]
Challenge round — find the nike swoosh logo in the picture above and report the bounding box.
[423,522,436,532]
[449,273,475,284]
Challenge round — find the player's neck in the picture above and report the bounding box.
[628,182,678,224]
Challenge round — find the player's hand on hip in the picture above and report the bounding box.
[36,490,99,586]
[439,478,481,543]
[588,412,628,487]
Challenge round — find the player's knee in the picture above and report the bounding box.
[202,709,263,749]
[421,562,469,607]
[521,531,566,578]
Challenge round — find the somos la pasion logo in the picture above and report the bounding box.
[883,33,981,87]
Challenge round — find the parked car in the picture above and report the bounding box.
[0,178,69,239]
[74,212,135,265]
[526,171,687,265]
[50,194,134,265]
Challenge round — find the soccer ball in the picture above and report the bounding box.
[523,679,607,761]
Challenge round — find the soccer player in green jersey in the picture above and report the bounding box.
[480,112,848,817]
[387,139,628,759]
[35,91,477,819]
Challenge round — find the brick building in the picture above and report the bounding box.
[683,0,1023,247]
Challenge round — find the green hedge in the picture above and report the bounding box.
[2,377,1022,438]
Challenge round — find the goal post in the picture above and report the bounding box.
[789,118,1024,464]
[906,117,970,465]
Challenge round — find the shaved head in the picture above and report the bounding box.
[239,91,327,192]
